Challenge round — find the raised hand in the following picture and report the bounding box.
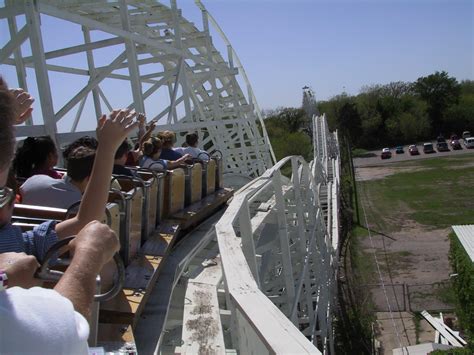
[10,88,34,125]
[137,112,146,127]
[96,109,139,151]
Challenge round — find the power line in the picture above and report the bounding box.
[356,171,404,351]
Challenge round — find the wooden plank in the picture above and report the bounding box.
[182,282,226,354]
[421,311,463,347]
[182,259,225,354]
[172,188,233,230]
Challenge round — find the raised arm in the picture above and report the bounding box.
[55,109,138,239]
[54,221,119,319]
[9,88,34,125]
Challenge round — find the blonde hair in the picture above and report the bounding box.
[157,130,176,147]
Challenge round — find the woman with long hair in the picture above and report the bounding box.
[13,136,61,179]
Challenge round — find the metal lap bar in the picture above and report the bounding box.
[111,176,144,264]
[133,168,166,227]
[114,174,152,243]
[129,169,158,238]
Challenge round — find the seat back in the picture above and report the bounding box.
[191,163,203,204]
[206,159,217,195]
[214,156,224,189]
[162,168,185,217]
[183,163,203,206]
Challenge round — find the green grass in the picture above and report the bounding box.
[359,154,474,230]
[413,312,422,344]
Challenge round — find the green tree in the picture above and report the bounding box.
[265,107,308,133]
[413,71,461,134]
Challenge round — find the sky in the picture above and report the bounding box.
[197,0,473,109]
[0,0,472,130]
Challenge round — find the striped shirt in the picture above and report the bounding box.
[0,221,58,263]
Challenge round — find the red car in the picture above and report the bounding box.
[381,148,392,159]
[408,145,419,155]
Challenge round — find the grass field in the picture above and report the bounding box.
[358,153,474,231]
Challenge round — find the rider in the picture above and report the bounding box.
[0,77,126,354]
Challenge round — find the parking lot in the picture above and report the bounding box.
[353,142,474,167]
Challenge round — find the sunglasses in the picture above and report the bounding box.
[0,186,14,209]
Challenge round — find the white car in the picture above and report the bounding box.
[465,137,474,149]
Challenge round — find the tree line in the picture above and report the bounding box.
[264,72,474,152]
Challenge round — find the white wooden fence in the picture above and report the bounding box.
[213,115,340,354]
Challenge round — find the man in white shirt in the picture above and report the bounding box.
[0,221,119,354]
[174,133,210,160]
[0,78,126,354]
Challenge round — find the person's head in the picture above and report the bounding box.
[158,130,176,149]
[13,136,58,178]
[0,77,16,225]
[142,136,162,160]
[185,133,199,148]
[66,146,96,193]
[114,139,131,166]
[62,136,98,161]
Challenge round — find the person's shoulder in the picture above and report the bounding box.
[1,287,89,354]
[5,286,59,298]
[22,174,54,185]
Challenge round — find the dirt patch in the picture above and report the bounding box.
[356,167,455,352]
[448,160,474,169]
[356,166,429,181]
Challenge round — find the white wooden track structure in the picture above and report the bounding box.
[150,114,340,355]
[0,0,274,178]
[1,1,341,353]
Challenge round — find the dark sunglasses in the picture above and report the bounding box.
[0,186,14,208]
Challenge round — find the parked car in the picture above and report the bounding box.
[408,145,419,155]
[423,142,435,154]
[465,137,474,149]
[450,139,462,150]
[462,131,471,140]
[395,146,404,154]
[436,141,449,152]
[381,148,392,159]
